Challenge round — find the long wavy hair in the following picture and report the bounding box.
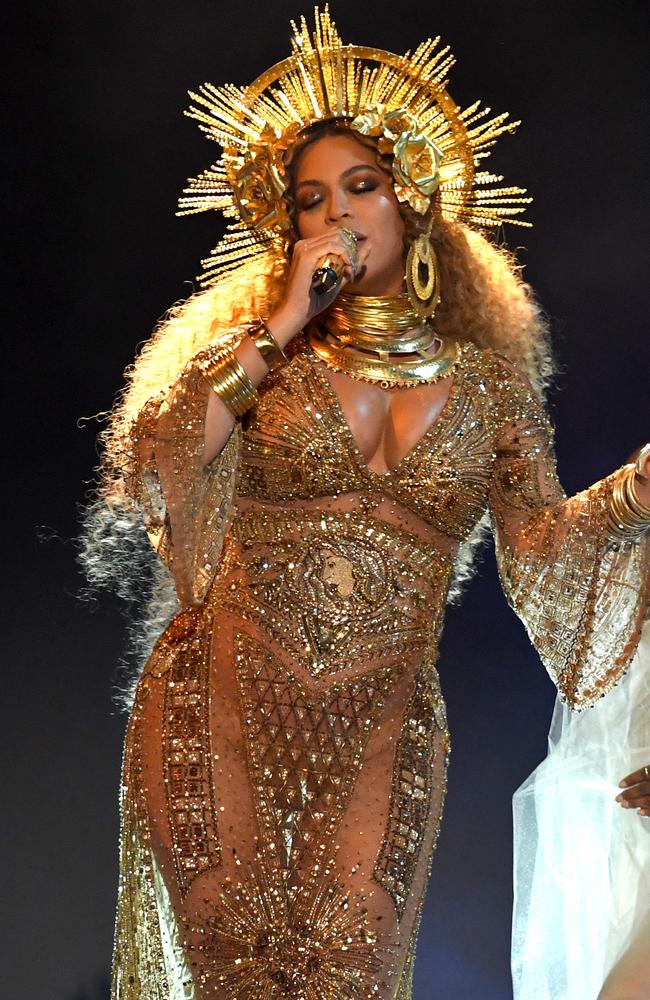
[79,120,554,710]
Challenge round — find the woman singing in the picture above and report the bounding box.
[83,9,650,998]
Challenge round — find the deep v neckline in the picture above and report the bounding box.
[309,351,464,479]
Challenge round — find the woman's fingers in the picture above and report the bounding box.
[617,790,650,805]
[615,765,650,816]
[299,234,370,306]
[295,228,364,266]
[619,801,650,816]
[618,765,650,788]
[278,229,372,329]
[616,797,650,816]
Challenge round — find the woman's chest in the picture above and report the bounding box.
[323,367,455,476]
[237,351,498,540]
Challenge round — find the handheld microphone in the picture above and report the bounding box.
[311,229,359,296]
[311,253,347,296]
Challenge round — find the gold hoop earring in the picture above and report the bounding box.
[406,233,441,320]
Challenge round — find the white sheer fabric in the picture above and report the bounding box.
[512,620,650,1000]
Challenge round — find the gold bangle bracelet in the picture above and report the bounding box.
[626,471,650,519]
[608,469,639,538]
[614,470,646,530]
[249,321,289,372]
[607,464,650,539]
[621,465,650,520]
[202,348,259,417]
[635,443,650,480]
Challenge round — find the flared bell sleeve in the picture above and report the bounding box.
[488,358,650,710]
[125,333,244,609]
[491,358,650,999]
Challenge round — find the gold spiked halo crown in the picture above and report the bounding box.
[178,6,531,287]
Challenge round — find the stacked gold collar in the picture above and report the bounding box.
[310,291,459,388]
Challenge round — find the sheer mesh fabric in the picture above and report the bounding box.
[112,338,649,998]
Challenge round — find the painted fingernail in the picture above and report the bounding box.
[615,794,623,802]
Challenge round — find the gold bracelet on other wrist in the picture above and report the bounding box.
[202,347,259,417]
[635,443,650,481]
[626,468,650,519]
[607,463,650,540]
[248,320,289,372]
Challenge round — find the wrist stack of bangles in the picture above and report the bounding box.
[607,447,650,540]
[202,321,288,417]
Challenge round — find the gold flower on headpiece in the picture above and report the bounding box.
[351,105,444,215]
[230,124,303,232]
[233,107,443,230]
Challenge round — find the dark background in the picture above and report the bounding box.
[5,1,649,997]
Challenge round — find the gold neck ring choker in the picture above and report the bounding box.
[309,291,459,389]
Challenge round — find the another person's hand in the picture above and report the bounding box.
[616,765,650,817]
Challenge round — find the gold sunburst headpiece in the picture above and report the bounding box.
[178,5,532,287]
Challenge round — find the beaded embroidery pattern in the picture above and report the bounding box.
[233,631,402,875]
[373,647,450,920]
[182,844,390,998]
[215,508,453,673]
[111,335,650,999]
[160,609,223,900]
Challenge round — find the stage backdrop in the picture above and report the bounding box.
[4,1,648,997]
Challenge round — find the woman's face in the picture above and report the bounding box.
[292,132,406,296]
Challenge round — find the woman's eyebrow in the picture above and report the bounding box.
[296,164,380,191]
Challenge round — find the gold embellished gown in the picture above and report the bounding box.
[112,334,650,999]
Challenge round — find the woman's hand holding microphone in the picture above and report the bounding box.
[262,227,369,353]
[204,227,369,464]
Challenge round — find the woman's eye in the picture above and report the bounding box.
[297,179,376,211]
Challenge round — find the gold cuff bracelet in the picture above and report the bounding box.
[249,321,289,372]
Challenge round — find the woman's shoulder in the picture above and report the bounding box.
[457,339,550,430]
[458,338,527,383]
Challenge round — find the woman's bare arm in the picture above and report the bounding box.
[204,328,273,465]
[203,230,370,466]
[203,307,311,464]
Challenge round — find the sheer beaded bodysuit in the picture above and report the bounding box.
[112,337,649,999]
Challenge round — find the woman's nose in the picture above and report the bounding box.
[324,188,351,223]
